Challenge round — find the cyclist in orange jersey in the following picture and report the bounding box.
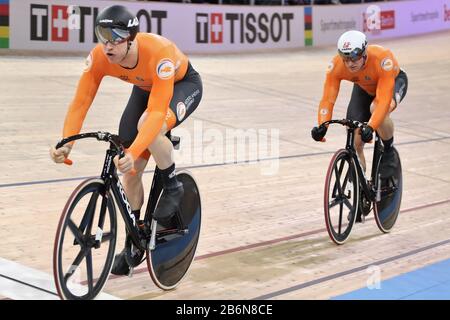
[49,5,203,275]
[312,30,407,178]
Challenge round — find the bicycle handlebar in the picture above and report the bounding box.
[56,131,125,156]
[55,132,136,174]
[319,119,366,130]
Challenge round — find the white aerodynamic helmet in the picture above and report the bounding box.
[337,30,368,61]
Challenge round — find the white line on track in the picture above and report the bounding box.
[0,258,120,300]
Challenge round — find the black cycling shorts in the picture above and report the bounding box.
[119,62,202,148]
[346,69,408,123]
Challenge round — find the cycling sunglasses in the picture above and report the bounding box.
[95,26,130,45]
[339,48,365,63]
[341,55,364,63]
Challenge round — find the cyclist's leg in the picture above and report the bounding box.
[119,85,152,218]
[372,70,408,177]
[371,69,408,143]
[393,69,408,110]
[346,84,374,172]
[370,97,395,143]
[140,63,203,225]
[370,69,408,141]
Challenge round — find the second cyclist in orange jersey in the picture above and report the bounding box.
[312,30,408,177]
[318,44,399,131]
[50,5,203,276]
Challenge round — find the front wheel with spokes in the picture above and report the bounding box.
[53,178,117,300]
[324,149,359,245]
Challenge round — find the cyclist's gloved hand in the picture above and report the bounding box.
[311,125,327,142]
[360,125,374,143]
[50,143,73,164]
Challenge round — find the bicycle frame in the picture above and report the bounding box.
[322,119,383,203]
[56,132,149,251]
[100,147,147,250]
[101,144,184,252]
[348,128,375,202]
[55,131,184,253]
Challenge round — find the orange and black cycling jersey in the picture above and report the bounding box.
[318,45,400,130]
[63,33,189,160]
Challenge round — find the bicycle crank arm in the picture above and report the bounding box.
[149,219,158,251]
[376,174,381,202]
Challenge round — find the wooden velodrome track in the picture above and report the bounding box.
[1,31,450,300]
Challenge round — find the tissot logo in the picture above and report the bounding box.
[210,13,223,43]
[196,13,222,43]
[196,12,294,44]
[136,9,167,35]
[30,4,167,43]
[31,4,98,42]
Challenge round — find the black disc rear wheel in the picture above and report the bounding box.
[146,171,201,290]
[374,148,402,233]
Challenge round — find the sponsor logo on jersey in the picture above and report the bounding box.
[177,102,187,121]
[327,61,334,73]
[381,58,393,71]
[156,59,175,80]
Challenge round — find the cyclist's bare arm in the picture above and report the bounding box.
[127,45,176,161]
[63,55,103,139]
[318,59,341,125]
[50,55,103,164]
